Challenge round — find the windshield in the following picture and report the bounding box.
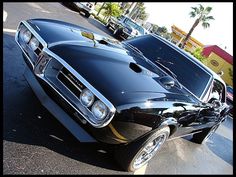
[123,18,144,34]
[125,35,212,98]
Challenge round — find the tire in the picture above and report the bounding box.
[106,22,110,29]
[114,126,170,172]
[84,12,90,18]
[191,123,220,144]
[113,28,120,37]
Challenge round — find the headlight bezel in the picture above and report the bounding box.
[29,37,40,51]
[22,30,32,43]
[91,100,108,121]
[80,88,95,107]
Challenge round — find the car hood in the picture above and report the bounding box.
[27,19,198,107]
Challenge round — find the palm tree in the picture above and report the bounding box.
[181,4,214,48]
[103,3,122,21]
[97,2,105,16]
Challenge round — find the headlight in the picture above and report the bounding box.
[123,28,129,33]
[80,88,95,107]
[91,100,108,120]
[22,30,31,43]
[29,37,39,51]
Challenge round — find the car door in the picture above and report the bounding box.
[173,79,227,138]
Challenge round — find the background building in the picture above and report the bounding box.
[171,25,204,53]
[202,45,233,87]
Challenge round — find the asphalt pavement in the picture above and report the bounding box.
[3,2,233,175]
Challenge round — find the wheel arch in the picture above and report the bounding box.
[154,117,178,137]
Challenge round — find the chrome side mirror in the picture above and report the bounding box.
[211,99,222,108]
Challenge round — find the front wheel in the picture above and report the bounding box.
[106,22,110,29]
[191,123,220,144]
[113,28,120,37]
[114,126,170,172]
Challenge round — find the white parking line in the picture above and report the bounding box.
[3,28,17,33]
[134,164,148,175]
[3,10,8,22]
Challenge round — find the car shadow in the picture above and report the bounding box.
[205,118,233,165]
[182,118,233,166]
[3,33,128,173]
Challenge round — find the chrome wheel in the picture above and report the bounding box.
[133,133,167,169]
[113,28,118,35]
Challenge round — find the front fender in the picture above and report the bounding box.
[154,117,178,137]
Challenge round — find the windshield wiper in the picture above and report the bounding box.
[155,61,182,89]
[123,42,143,55]
[155,61,177,78]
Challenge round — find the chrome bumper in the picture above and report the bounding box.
[23,65,97,142]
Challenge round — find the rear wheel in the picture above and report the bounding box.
[84,12,90,18]
[191,123,220,144]
[114,126,170,172]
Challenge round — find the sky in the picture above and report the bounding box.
[144,2,233,55]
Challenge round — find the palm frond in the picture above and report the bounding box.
[205,15,215,20]
[202,22,210,29]
[189,11,196,18]
[205,7,213,13]
[191,7,197,12]
[199,4,204,11]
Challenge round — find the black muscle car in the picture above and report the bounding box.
[15,19,230,172]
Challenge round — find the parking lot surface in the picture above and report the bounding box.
[3,3,233,174]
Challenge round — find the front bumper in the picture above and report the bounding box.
[23,62,97,143]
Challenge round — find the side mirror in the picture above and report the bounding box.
[159,76,175,89]
[211,99,222,108]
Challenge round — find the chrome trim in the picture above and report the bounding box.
[20,21,47,47]
[15,33,35,68]
[15,20,48,68]
[43,48,116,128]
[15,20,116,128]
[58,70,83,92]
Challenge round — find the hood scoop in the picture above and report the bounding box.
[129,62,142,73]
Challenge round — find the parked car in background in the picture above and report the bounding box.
[64,2,94,18]
[106,15,148,40]
[226,86,233,116]
[15,19,230,172]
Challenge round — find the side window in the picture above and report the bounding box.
[118,15,124,21]
[208,80,225,103]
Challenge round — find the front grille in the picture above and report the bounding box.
[34,43,43,56]
[38,78,88,126]
[58,67,86,99]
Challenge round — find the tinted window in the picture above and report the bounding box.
[124,18,144,34]
[125,35,212,98]
[117,15,125,21]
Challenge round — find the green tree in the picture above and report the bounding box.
[191,47,207,63]
[130,2,148,21]
[181,4,214,48]
[103,3,123,21]
[97,2,105,16]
